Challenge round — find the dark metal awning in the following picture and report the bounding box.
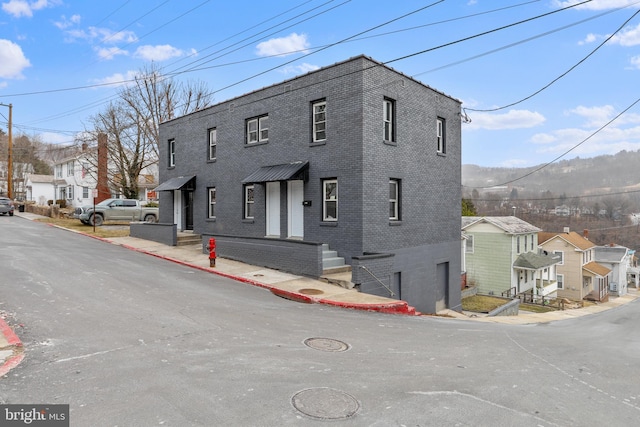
[242,161,308,183]
[155,175,196,191]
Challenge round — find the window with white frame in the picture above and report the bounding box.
[208,128,217,161]
[67,186,74,199]
[168,139,175,167]
[55,165,62,178]
[322,179,338,221]
[208,187,216,218]
[517,236,521,253]
[383,98,395,142]
[465,234,474,253]
[67,161,74,176]
[553,250,564,264]
[437,117,446,154]
[246,116,268,144]
[244,184,254,219]
[312,100,326,142]
[389,179,400,220]
[557,273,564,289]
[82,187,89,198]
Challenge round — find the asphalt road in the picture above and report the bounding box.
[1,216,639,426]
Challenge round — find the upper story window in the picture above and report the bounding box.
[247,115,268,144]
[389,179,400,220]
[55,165,62,178]
[322,179,338,222]
[383,98,395,142]
[244,184,254,219]
[83,187,89,198]
[517,236,521,253]
[208,187,216,218]
[312,100,326,142]
[553,250,564,265]
[67,161,74,176]
[437,117,446,154]
[168,139,176,167]
[465,235,474,253]
[208,128,217,161]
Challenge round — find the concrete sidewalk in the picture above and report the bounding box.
[2,211,639,377]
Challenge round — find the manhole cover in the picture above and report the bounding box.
[304,337,350,352]
[298,288,324,295]
[291,388,360,420]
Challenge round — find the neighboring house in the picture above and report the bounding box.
[595,244,633,297]
[25,174,55,205]
[462,216,559,299]
[155,55,462,313]
[50,145,158,208]
[1,161,34,199]
[538,229,611,302]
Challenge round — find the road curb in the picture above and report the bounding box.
[0,317,24,377]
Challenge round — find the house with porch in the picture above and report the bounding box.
[462,216,559,300]
[538,229,611,302]
[595,244,633,297]
[154,55,462,314]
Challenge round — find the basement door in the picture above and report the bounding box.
[435,262,449,312]
[266,182,280,237]
[287,180,304,238]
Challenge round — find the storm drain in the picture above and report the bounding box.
[303,337,350,352]
[291,387,360,420]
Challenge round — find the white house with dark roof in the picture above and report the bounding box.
[595,244,633,297]
[25,174,55,205]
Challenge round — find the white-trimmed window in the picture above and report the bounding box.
[322,179,338,221]
[437,117,446,154]
[557,273,564,289]
[389,179,400,220]
[312,100,326,142]
[247,116,269,144]
[465,235,474,253]
[383,98,395,142]
[67,185,74,199]
[82,187,89,198]
[55,165,62,178]
[67,161,74,176]
[168,139,175,167]
[554,250,564,265]
[208,128,217,161]
[208,187,216,218]
[244,184,254,219]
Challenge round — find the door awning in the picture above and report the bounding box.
[155,175,196,191]
[242,161,308,183]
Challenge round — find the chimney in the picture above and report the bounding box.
[563,227,570,233]
[583,229,589,239]
[81,142,87,152]
[96,133,110,203]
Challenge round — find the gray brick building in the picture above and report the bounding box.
[156,55,462,313]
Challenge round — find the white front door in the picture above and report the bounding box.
[288,180,304,238]
[173,190,182,230]
[266,182,280,237]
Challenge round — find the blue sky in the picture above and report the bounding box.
[1,0,639,168]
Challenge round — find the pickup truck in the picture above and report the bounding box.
[75,198,158,226]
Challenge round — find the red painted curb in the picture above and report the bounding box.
[0,317,24,377]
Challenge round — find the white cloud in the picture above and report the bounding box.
[91,70,139,88]
[631,55,640,69]
[279,63,320,75]
[95,46,128,60]
[609,22,640,46]
[0,39,31,78]
[256,33,309,57]
[64,26,137,45]
[465,109,546,130]
[568,105,616,127]
[1,0,59,18]
[553,0,640,10]
[134,45,184,61]
[54,14,80,30]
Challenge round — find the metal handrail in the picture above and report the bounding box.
[359,265,395,297]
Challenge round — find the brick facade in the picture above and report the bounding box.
[157,55,462,313]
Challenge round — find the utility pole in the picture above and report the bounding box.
[0,103,12,199]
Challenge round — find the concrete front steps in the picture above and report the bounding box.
[321,244,354,288]
[177,231,201,247]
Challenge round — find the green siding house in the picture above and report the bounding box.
[462,216,559,299]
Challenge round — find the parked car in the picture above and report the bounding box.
[0,197,14,216]
[75,198,159,226]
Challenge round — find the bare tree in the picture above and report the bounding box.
[81,65,213,198]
